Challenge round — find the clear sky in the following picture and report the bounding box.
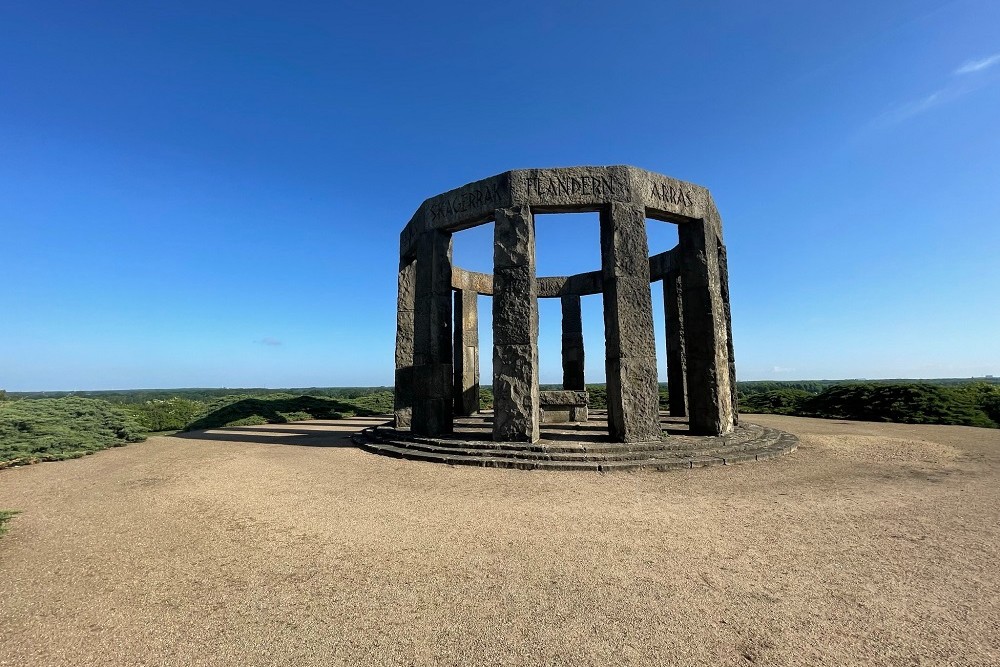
[2,1,998,391]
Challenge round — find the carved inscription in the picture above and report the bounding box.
[527,174,626,200]
[650,182,694,207]
[429,184,499,221]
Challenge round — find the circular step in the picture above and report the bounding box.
[352,411,797,471]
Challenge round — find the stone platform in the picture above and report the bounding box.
[352,411,797,471]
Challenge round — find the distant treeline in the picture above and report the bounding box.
[3,378,999,458]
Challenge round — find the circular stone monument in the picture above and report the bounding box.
[354,166,797,470]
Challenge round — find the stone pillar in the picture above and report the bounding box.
[492,206,539,442]
[411,230,454,436]
[599,202,662,442]
[453,288,479,416]
[663,270,687,417]
[394,256,417,429]
[678,218,735,435]
[560,295,585,391]
[717,242,739,425]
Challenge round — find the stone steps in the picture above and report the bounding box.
[351,423,798,472]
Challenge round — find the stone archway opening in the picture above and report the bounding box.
[393,166,738,444]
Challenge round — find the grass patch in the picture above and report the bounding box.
[0,510,19,537]
[0,397,146,468]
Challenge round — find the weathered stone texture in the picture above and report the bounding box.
[679,216,735,435]
[411,230,454,436]
[648,245,679,281]
[538,390,588,406]
[600,202,662,442]
[664,270,688,418]
[511,166,635,211]
[561,295,585,390]
[717,240,739,425]
[604,357,661,442]
[492,207,539,442]
[424,173,511,232]
[453,289,479,416]
[394,258,417,429]
[492,345,540,442]
[397,166,738,445]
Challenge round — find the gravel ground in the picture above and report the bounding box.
[1,414,998,667]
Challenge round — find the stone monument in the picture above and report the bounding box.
[393,166,737,444]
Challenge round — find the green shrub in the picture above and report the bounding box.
[742,389,812,415]
[0,397,146,467]
[0,510,19,537]
[125,398,204,433]
[801,383,996,428]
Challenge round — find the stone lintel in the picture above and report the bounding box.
[511,165,639,210]
[424,173,512,232]
[648,245,679,282]
[451,267,494,295]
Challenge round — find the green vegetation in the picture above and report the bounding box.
[0,510,19,537]
[0,397,146,468]
[183,394,381,431]
[741,389,813,415]
[740,381,1000,428]
[2,379,995,469]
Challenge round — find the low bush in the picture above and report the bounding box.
[741,389,812,415]
[800,383,997,428]
[0,397,146,467]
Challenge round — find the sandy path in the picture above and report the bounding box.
[1,415,998,666]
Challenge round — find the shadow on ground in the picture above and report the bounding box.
[171,417,389,448]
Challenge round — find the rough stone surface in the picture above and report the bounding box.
[411,230,454,436]
[664,270,687,418]
[718,241,739,426]
[560,295,585,390]
[648,246,679,281]
[394,259,417,428]
[600,202,662,442]
[492,207,539,442]
[605,357,662,442]
[451,267,494,295]
[398,166,737,445]
[602,276,657,359]
[492,345,540,442]
[679,216,735,435]
[453,289,479,417]
[538,390,588,406]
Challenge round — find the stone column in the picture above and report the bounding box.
[663,270,687,417]
[492,206,539,442]
[599,202,662,442]
[411,229,454,436]
[394,256,417,429]
[453,288,479,416]
[717,242,739,425]
[560,295,585,391]
[678,218,735,435]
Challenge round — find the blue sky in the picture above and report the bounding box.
[2,1,998,391]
